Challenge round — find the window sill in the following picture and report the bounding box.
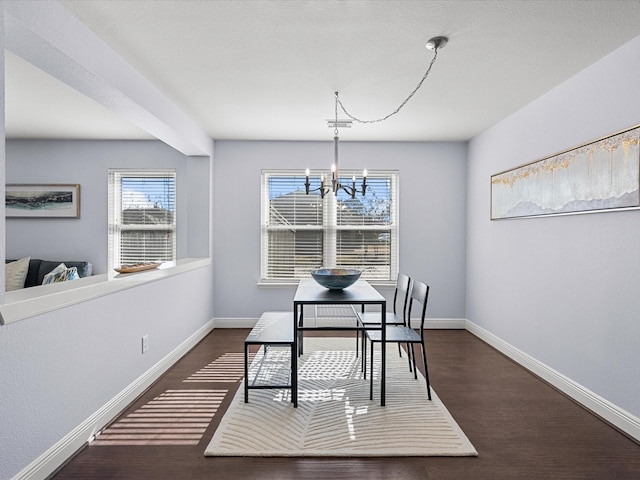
[257,280,299,288]
[0,258,211,325]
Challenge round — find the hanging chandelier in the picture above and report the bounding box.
[305,36,448,199]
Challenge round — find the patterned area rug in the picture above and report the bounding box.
[205,337,477,457]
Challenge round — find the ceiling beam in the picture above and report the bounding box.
[3,0,213,157]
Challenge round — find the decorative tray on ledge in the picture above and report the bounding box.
[114,262,161,274]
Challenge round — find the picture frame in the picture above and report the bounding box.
[491,125,640,219]
[5,184,81,218]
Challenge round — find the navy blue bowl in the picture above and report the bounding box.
[310,268,362,290]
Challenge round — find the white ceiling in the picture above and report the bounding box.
[5,0,640,142]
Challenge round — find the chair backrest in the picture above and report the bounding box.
[406,280,430,331]
[392,273,412,323]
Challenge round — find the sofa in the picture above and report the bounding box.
[5,257,93,290]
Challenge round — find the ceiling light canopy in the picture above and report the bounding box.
[426,36,448,50]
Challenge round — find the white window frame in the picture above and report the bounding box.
[260,169,399,283]
[108,169,177,271]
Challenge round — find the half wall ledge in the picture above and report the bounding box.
[0,258,211,325]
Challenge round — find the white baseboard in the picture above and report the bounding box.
[213,317,467,330]
[465,319,640,443]
[214,317,258,328]
[14,318,216,480]
[423,318,466,329]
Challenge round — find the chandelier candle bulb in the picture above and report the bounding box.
[305,168,311,194]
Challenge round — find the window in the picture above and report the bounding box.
[108,169,176,269]
[261,170,398,282]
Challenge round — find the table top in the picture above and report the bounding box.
[294,278,385,304]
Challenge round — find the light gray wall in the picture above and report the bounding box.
[5,140,210,272]
[213,140,467,320]
[1,4,218,477]
[187,153,214,258]
[467,35,640,417]
[0,265,214,480]
[0,140,214,479]
[1,13,6,306]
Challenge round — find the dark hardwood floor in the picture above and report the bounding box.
[52,329,640,480]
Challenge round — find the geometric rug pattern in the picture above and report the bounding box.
[205,337,477,457]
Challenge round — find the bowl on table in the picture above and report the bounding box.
[310,268,362,290]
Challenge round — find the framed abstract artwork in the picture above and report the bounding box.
[5,184,81,218]
[491,125,640,219]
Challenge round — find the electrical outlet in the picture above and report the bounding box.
[141,335,149,354]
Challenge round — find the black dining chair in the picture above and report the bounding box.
[365,279,431,401]
[357,273,411,376]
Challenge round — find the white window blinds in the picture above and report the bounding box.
[261,173,324,279]
[335,173,398,281]
[108,169,176,269]
[261,170,398,282]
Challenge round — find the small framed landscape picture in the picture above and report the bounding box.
[5,184,81,218]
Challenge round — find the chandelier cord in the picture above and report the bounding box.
[334,92,339,136]
[335,46,440,124]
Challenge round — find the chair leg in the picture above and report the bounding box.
[362,332,367,379]
[369,340,375,401]
[397,342,402,358]
[411,344,418,379]
[406,343,413,373]
[244,342,249,403]
[421,341,431,400]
